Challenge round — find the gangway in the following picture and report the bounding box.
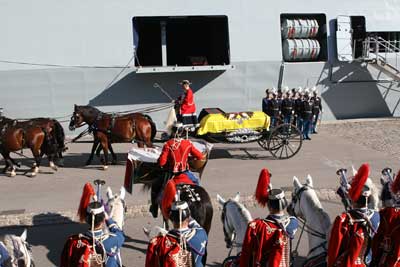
[362,36,400,81]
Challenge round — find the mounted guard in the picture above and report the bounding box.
[327,163,380,267]
[146,200,208,267]
[239,169,298,267]
[371,168,400,267]
[60,181,125,267]
[148,123,204,217]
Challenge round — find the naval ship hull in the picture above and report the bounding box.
[1,0,400,135]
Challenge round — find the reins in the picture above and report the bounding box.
[290,185,327,259]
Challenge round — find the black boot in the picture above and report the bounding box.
[149,204,158,218]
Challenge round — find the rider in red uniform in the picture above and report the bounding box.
[239,169,298,267]
[327,163,380,267]
[149,125,204,218]
[371,169,400,267]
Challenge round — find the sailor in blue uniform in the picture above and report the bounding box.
[84,202,125,267]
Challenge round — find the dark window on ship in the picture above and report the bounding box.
[132,16,230,67]
[280,14,328,62]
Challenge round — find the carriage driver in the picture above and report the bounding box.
[240,169,298,267]
[146,200,208,267]
[175,80,198,128]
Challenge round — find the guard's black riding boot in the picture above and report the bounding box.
[149,203,158,218]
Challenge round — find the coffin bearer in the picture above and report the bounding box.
[327,164,380,267]
[310,86,322,134]
[262,88,271,116]
[175,80,198,129]
[281,87,294,124]
[300,89,313,140]
[240,169,298,267]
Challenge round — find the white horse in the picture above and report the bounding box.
[289,175,331,267]
[106,186,126,230]
[0,229,34,267]
[217,192,252,255]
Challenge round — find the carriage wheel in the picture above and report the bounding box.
[257,133,269,151]
[267,123,302,159]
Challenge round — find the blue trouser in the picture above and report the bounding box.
[184,170,200,185]
[296,117,303,132]
[270,117,276,128]
[283,115,292,124]
[302,119,311,139]
[311,114,319,133]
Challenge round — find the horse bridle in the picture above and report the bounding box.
[289,185,327,257]
[221,202,234,249]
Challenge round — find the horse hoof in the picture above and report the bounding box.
[102,165,108,170]
[7,171,16,177]
[26,172,36,178]
[57,159,64,167]
[50,162,58,171]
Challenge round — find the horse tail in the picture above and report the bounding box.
[161,180,176,219]
[143,114,157,141]
[52,119,66,151]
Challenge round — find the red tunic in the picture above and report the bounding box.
[158,138,204,173]
[180,88,196,115]
[327,212,370,267]
[371,207,400,267]
[239,219,290,267]
[146,234,190,267]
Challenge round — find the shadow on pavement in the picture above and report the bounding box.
[0,213,87,266]
[123,235,148,254]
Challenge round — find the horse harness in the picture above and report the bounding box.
[289,185,327,258]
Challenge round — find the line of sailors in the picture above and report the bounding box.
[262,86,322,140]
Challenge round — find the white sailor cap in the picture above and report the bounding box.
[304,88,310,95]
[282,86,289,93]
[271,88,278,95]
[298,87,303,94]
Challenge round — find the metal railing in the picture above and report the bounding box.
[362,36,400,73]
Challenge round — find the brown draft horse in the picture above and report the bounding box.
[0,121,57,177]
[69,105,156,169]
[0,116,66,169]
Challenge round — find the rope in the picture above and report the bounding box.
[0,59,133,69]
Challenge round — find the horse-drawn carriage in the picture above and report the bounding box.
[174,107,303,160]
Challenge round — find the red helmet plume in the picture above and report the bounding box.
[77,183,96,222]
[255,168,271,207]
[391,170,400,195]
[348,163,370,202]
[161,180,177,219]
